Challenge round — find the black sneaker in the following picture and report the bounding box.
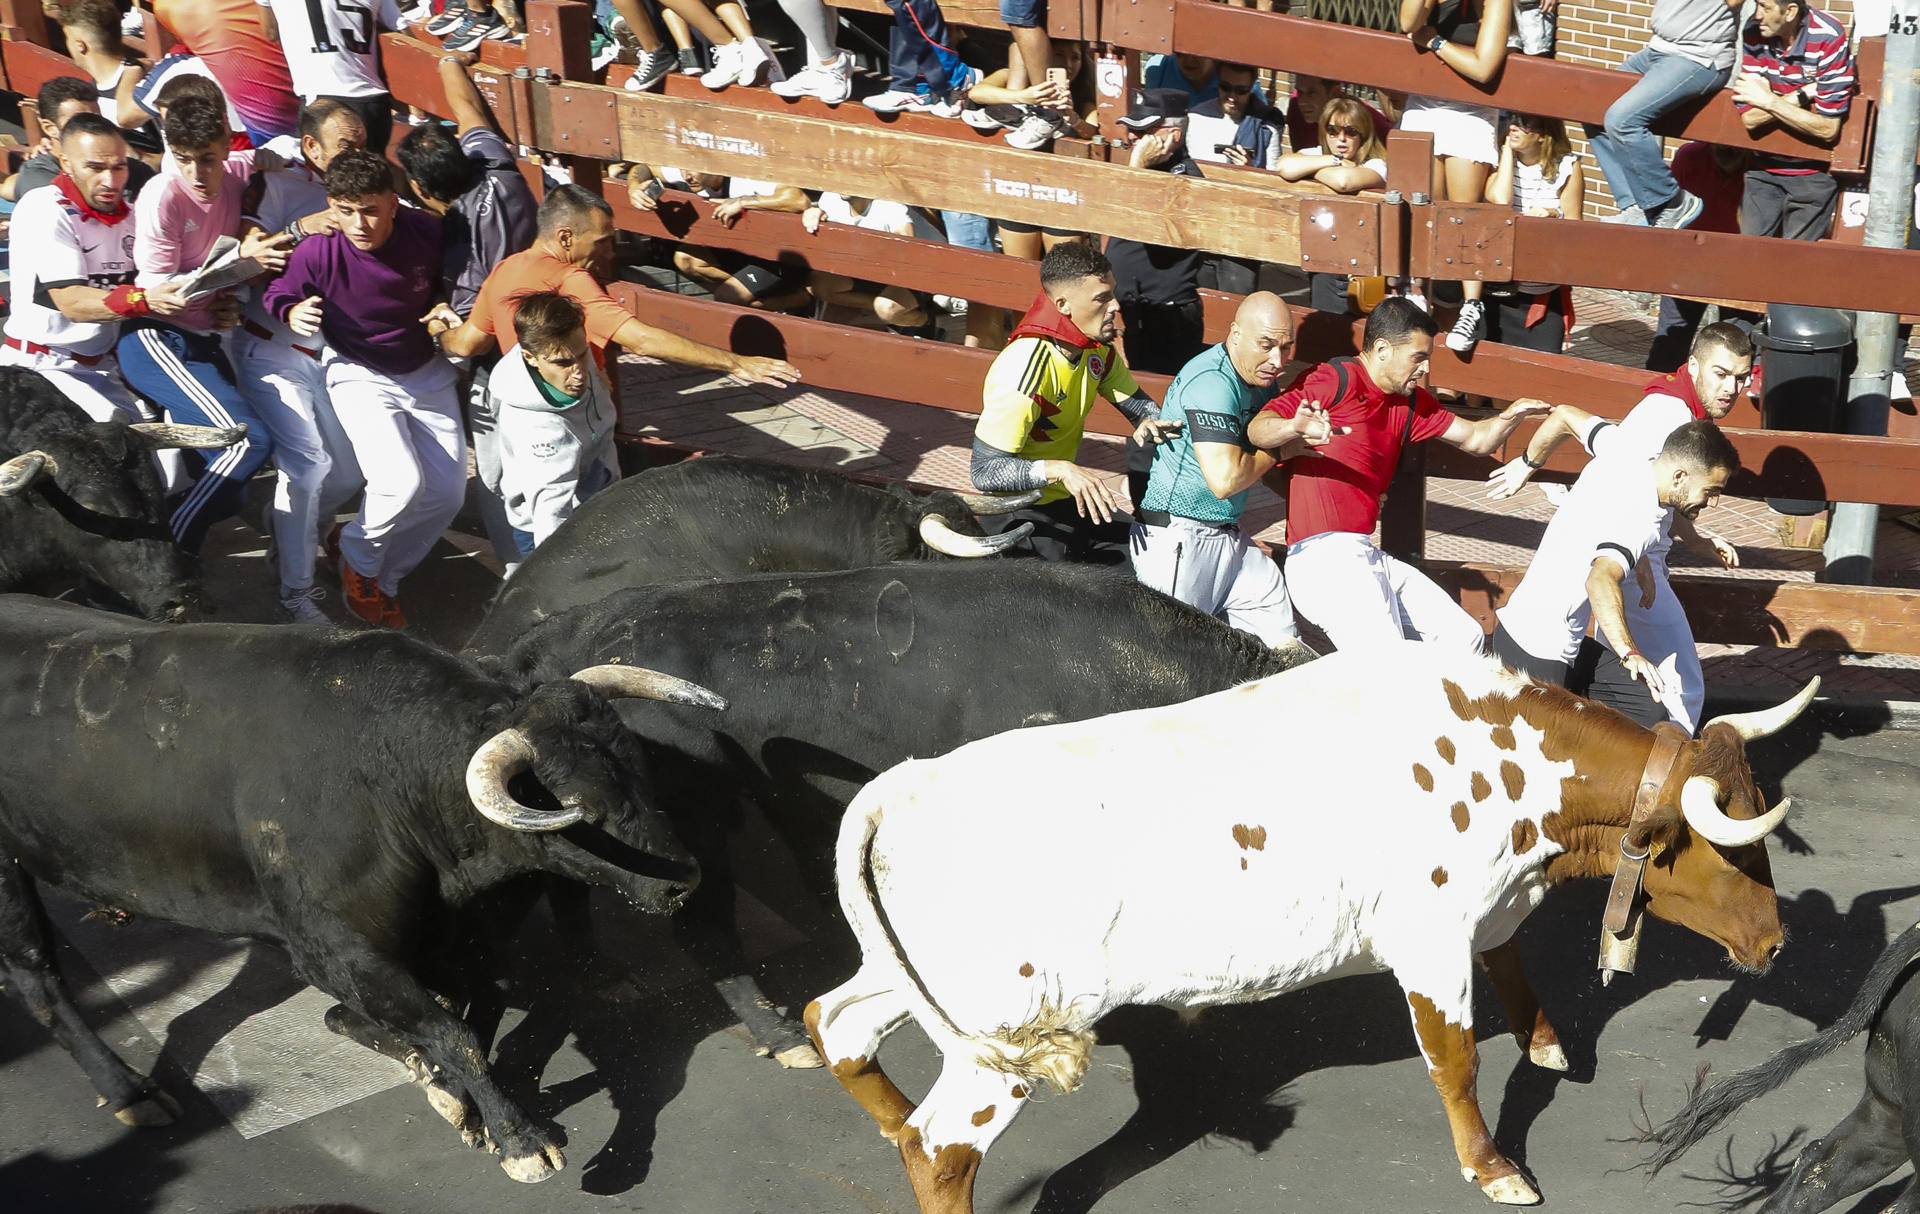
[677,46,703,75]
[443,9,505,50]
[627,47,675,92]
[1446,298,1486,354]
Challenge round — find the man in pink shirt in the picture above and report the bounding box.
[117,94,293,552]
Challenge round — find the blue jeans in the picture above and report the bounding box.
[941,210,993,251]
[1584,47,1725,213]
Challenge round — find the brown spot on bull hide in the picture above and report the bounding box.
[1011,1085,1027,1099]
[1490,725,1516,750]
[1019,962,1034,977]
[1451,802,1470,832]
[1231,824,1268,851]
[1512,820,1539,855]
[1435,736,1456,764]
[972,1105,997,1126]
[1240,858,1248,870]
[1471,772,1491,802]
[1412,763,1434,792]
[1501,760,1526,800]
[1431,867,1449,887]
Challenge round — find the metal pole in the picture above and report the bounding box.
[1823,15,1920,583]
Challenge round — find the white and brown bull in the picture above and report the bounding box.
[806,641,1816,1211]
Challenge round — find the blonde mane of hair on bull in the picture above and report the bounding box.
[976,998,1096,1094]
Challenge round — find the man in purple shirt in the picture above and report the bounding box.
[261,149,456,629]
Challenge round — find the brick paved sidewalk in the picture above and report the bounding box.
[611,290,1920,713]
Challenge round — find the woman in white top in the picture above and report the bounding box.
[1279,100,1388,315]
[1397,0,1515,354]
[1483,113,1585,353]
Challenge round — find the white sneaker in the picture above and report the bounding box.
[863,88,930,114]
[770,51,853,104]
[1004,110,1059,150]
[932,294,968,316]
[707,36,775,88]
[923,66,978,118]
[121,8,144,36]
[279,584,329,625]
[1402,291,1430,313]
[699,39,746,90]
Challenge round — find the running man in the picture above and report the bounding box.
[1487,321,1754,731]
[1130,292,1338,643]
[1245,296,1549,652]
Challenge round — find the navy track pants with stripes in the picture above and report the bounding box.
[116,320,274,553]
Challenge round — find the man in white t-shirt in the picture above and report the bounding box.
[236,98,369,622]
[1492,419,1740,728]
[1,115,190,424]
[1489,321,1753,731]
[800,192,929,331]
[257,0,401,153]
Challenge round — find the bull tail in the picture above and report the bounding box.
[1644,920,1920,1174]
[833,772,973,1049]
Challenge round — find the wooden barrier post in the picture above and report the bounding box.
[1378,129,1434,565]
[523,0,603,199]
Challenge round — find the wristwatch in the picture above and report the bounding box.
[1428,34,1448,52]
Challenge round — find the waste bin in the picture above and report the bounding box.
[1755,303,1853,515]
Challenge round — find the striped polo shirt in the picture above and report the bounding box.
[1737,6,1854,174]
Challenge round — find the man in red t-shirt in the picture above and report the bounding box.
[1246,297,1548,653]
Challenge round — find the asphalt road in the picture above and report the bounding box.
[1,517,1917,1214]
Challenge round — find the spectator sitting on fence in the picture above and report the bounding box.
[670,178,815,313]
[960,38,1090,150]
[659,0,785,91]
[258,0,403,153]
[483,291,620,556]
[1646,141,1751,371]
[1732,0,1855,242]
[1190,61,1284,170]
[1510,0,1556,56]
[859,0,977,117]
[1398,0,1516,354]
[1283,74,1391,155]
[1481,112,1582,353]
[1584,0,1735,231]
[1280,98,1389,316]
[3,75,157,202]
[801,192,932,333]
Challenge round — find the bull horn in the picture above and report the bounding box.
[919,514,1032,558]
[0,450,57,496]
[1680,775,1789,848]
[127,421,249,451]
[568,664,728,711]
[1701,677,1822,743]
[953,489,1044,515]
[465,728,583,832]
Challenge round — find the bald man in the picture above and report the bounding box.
[1129,292,1337,644]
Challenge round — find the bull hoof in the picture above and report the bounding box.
[773,1041,825,1069]
[113,1090,181,1126]
[500,1144,566,1183]
[1528,1041,1569,1072]
[1480,1174,1541,1205]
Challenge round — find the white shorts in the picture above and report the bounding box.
[1129,517,1297,645]
[1399,95,1500,166]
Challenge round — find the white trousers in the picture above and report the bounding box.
[1603,552,1705,734]
[1285,530,1486,655]
[0,342,186,491]
[325,354,465,595]
[1129,517,1298,645]
[238,334,364,590]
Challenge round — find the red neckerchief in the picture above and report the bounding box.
[1010,292,1102,352]
[53,172,132,227]
[1644,367,1709,420]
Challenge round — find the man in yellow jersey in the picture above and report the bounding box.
[971,242,1181,562]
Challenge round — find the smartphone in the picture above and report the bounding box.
[1045,66,1068,90]
[641,178,666,202]
[1214,143,1234,155]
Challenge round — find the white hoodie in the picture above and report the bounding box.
[480,345,620,548]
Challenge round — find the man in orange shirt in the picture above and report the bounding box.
[432,184,798,386]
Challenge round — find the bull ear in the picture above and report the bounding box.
[0,450,57,496]
[1625,804,1686,861]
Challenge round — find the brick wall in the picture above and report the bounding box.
[1555,0,1858,219]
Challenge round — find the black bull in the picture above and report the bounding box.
[0,595,711,1182]
[0,366,245,619]
[466,454,1035,651]
[478,560,1316,1064]
[1645,921,1920,1212]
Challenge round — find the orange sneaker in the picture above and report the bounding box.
[341,563,386,625]
[377,590,407,630]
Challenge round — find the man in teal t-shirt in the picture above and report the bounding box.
[1128,292,1338,644]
